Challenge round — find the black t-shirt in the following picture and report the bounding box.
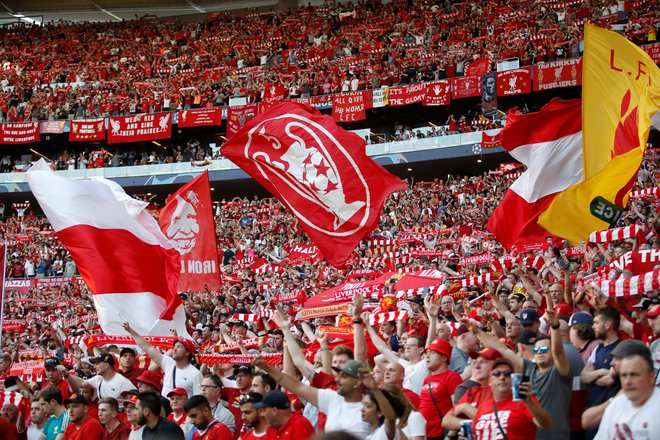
[142,418,184,440]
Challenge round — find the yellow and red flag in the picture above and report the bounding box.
[538,24,660,244]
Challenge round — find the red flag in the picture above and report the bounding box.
[178,108,223,127]
[158,172,221,292]
[221,102,407,267]
[533,58,582,91]
[26,160,188,337]
[496,67,532,96]
[227,104,258,138]
[464,58,491,77]
[423,81,451,106]
[69,118,106,142]
[486,99,583,250]
[108,113,171,144]
[263,83,287,101]
[0,122,39,144]
[332,92,366,122]
[481,132,500,149]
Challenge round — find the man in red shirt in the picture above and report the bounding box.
[44,357,72,401]
[98,397,130,440]
[63,393,105,440]
[238,393,277,440]
[184,395,233,440]
[419,338,462,440]
[253,391,314,440]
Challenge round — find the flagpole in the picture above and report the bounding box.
[0,243,7,348]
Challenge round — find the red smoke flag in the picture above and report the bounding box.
[221,102,407,267]
[486,98,583,250]
[26,160,188,337]
[158,172,221,292]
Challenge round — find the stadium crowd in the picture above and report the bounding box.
[0,143,658,440]
[0,0,657,123]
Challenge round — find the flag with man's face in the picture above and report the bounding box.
[538,25,660,244]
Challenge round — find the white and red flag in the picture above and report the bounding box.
[26,159,188,337]
[158,172,221,292]
[221,102,407,267]
[486,98,583,249]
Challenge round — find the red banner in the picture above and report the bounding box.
[423,81,451,106]
[482,132,500,149]
[459,253,494,266]
[159,172,221,292]
[496,67,532,96]
[641,43,660,64]
[263,84,287,101]
[288,244,322,261]
[388,83,427,106]
[69,118,106,142]
[107,113,172,144]
[533,58,582,91]
[332,92,366,122]
[603,249,660,277]
[198,353,283,365]
[465,58,491,77]
[318,325,355,339]
[0,122,39,144]
[178,108,223,128]
[451,76,482,98]
[226,104,258,138]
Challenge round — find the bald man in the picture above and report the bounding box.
[383,362,419,409]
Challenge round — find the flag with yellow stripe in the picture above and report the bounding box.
[538,24,660,245]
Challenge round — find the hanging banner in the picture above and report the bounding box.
[388,83,427,106]
[371,88,389,108]
[533,58,582,91]
[641,42,660,64]
[496,67,533,96]
[69,118,106,142]
[107,113,171,144]
[481,72,498,116]
[423,81,451,106]
[332,92,366,122]
[262,84,287,101]
[178,108,223,128]
[482,132,500,149]
[451,76,482,99]
[0,122,39,144]
[226,103,258,138]
[465,58,491,77]
[42,121,66,134]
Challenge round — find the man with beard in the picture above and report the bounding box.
[238,393,276,440]
[62,394,104,440]
[184,395,233,440]
[123,323,202,398]
[137,392,183,440]
[449,326,479,378]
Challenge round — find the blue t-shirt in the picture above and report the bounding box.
[43,410,69,440]
[587,339,621,405]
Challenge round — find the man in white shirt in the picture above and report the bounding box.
[62,353,135,400]
[123,322,202,398]
[27,398,47,440]
[594,349,659,440]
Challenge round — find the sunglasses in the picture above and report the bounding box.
[491,370,512,378]
[533,346,550,354]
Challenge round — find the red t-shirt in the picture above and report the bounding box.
[193,420,233,440]
[275,412,315,440]
[402,389,420,410]
[472,396,538,440]
[222,387,246,439]
[418,370,462,438]
[63,415,105,440]
[105,422,131,440]
[47,379,72,401]
[240,427,277,440]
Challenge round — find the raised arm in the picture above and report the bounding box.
[543,302,569,377]
[464,319,524,373]
[272,310,315,380]
[361,367,397,440]
[122,322,164,367]
[253,356,319,407]
[363,312,400,369]
[352,294,367,365]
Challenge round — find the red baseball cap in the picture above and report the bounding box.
[167,387,188,398]
[477,347,502,360]
[425,338,452,359]
[174,338,197,354]
[124,394,138,407]
[136,370,163,390]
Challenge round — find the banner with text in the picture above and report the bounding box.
[226,104,258,138]
[423,81,451,106]
[388,83,427,106]
[332,92,366,122]
[533,58,582,91]
[107,113,172,144]
[451,76,482,99]
[496,67,533,96]
[0,123,39,144]
[178,108,223,128]
[69,118,106,142]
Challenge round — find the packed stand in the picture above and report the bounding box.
[0,0,658,123]
[0,144,658,439]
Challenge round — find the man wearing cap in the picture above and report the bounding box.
[442,347,501,433]
[62,393,104,440]
[98,397,130,440]
[122,322,202,398]
[594,348,660,440]
[184,395,233,440]
[568,312,601,364]
[117,348,144,387]
[253,357,370,439]
[419,338,462,440]
[123,394,143,440]
[200,375,236,435]
[516,330,539,361]
[166,387,189,432]
[238,393,276,440]
[40,386,70,440]
[519,309,541,335]
[43,358,72,401]
[136,370,173,416]
[471,359,552,440]
[62,353,134,401]
[254,390,314,440]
